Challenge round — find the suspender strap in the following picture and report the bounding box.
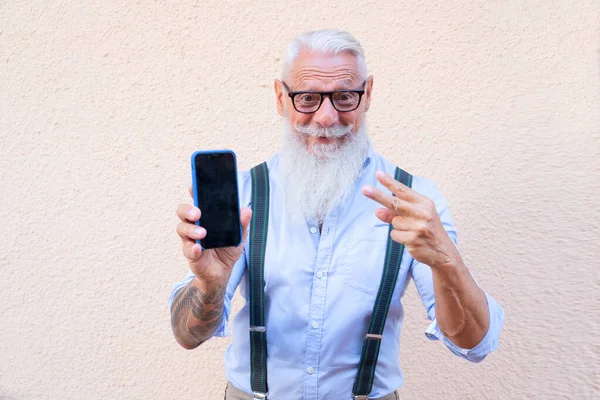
[352,167,413,399]
[249,162,270,399]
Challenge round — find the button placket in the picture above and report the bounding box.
[303,212,337,400]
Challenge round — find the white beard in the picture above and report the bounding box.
[279,118,370,225]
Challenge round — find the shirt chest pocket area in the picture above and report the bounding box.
[342,222,391,295]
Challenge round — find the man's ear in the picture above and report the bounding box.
[364,75,374,112]
[275,79,286,116]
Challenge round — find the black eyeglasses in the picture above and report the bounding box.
[282,81,366,113]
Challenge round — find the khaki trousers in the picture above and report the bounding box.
[224,381,399,400]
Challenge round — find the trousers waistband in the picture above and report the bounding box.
[224,381,399,400]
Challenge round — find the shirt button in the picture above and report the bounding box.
[309,227,318,234]
[316,271,323,278]
[307,367,314,374]
[312,321,319,329]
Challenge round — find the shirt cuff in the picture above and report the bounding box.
[424,292,504,363]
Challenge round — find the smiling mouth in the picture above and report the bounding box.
[313,137,335,143]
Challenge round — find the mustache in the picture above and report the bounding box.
[294,123,355,138]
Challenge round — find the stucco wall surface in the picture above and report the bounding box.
[1,1,598,399]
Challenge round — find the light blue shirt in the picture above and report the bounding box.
[169,148,504,400]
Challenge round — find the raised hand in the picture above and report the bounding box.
[362,171,459,269]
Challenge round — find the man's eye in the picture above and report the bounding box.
[298,94,318,103]
[335,93,359,103]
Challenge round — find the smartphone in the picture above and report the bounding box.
[191,150,242,249]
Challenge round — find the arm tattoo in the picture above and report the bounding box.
[200,309,223,322]
[190,294,204,319]
[170,282,226,345]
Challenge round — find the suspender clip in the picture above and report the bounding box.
[249,325,266,332]
[365,333,383,340]
[352,395,369,400]
[253,391,268,399]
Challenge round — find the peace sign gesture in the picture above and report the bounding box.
[362,171,460,270]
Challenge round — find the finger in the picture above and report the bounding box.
[362,186,415,215]
[375,170,419,201]
[390,229,416,245]
[176,221,206,241]
[176,203,201,223]
[375,207,395,224]
[390,215,415,231]
[188,185,193,199]
[182,241,203,262]
[376,208,413,228]
[239,207,253,243]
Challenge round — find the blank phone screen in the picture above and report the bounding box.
[194,152,241,249]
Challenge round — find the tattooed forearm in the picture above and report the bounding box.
[170,281,226,349]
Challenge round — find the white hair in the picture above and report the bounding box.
[281,29,368,81]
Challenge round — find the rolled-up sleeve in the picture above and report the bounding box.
[424,292,504,363]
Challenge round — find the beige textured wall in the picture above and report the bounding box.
[1,1,598,399]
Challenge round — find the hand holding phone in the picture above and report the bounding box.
[175,150,252,283]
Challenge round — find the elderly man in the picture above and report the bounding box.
[170,29,503,400]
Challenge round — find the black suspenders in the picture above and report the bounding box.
[248,163,413,400]
[248,162,270,400]
[351,167,413,400]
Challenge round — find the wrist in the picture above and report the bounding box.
[191,275,228,292]
[429,244,463,271]
[428,236,463,270]
[430,255,471,288]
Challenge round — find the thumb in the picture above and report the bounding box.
[240,207,252,244]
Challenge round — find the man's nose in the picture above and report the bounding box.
[312,96,339,128]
